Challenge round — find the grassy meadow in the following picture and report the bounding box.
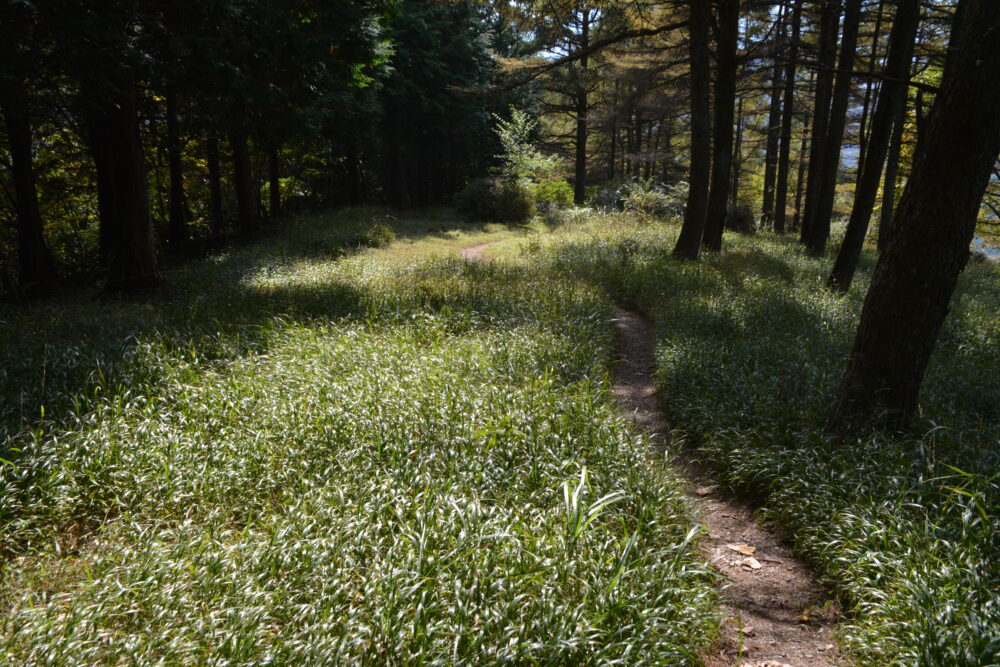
[0,210,716,664]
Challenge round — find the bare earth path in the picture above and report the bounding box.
[612,308,844,667]
[459,242,844,665]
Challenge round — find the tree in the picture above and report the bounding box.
[673,0,711,260]
[702,0,741,252]
[827,0,1000,431]
[826,0,920,291]
[773,0,803,233]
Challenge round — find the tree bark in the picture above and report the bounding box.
[166,90,187,248]
[574,9,591,206]
[206,131,225,241]
[702,0,740,251]
[877,101,907,251]
[827,0,1000,431]
[760,5,785,229]
[800,0,841,249]
[673,0,712,260]
[82,68,163,293]
[1,74,58,294]
[854,0,886,186]
[268,144,281,218]
[230,128,260,235]
[806,0,861,255]
[827,0,919,291]
[774,0,803,234]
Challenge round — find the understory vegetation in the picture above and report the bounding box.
[0,210,716,663]
[529,214,1000,665]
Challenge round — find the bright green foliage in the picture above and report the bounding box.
[454,177,534,224]
[530,214,1000,665]
[494,109,562,184]
[0,210,716,663]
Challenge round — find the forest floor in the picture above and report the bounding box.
[1,208,998,664]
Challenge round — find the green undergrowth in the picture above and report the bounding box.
[0,209,716,663]
[530,214,1000,665]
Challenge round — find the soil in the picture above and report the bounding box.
[459,242,496,261]
[611,308,845,667]
[459,242,846,666]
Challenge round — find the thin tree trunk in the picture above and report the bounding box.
[877,97,907,251]
[827,0,919,291]
[230,128,260,235]
[855,0,886,185]
[774,0,803,233]
[807,0,862,255]
[166,90,186,248]
[206,131,225,241]
[828,0,1000,430]
[703,0,740,251]
[574,9,591,205]
[673,0,712,260]
[760,4,785,228]
[268,144,281,218]
[731,96,744,208]
[1,74,58,294]
[800,0,841,247]
[792,89,812,231]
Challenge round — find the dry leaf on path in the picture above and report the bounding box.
[743,557,762,570]
[694,487,713,496]
[725,543,756,556]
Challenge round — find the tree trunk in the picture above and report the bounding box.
[855,0,886,186]
[703,0,740,251]
[806,0,861,255]
[827,0,1000,431]
[574,10,591,205]
[206,131,225,241]
[1,73,58,294]
[166,90,187,248]
[827,0,919,291]
[760,5,785,229]
[230,128,260,235]
[268,144,281,218]
[877,102,907,251]
[800,0,841,248]
[774,0,803,234]
[731,96,744,208]
[792,90,812,231]
[673,0,712,260]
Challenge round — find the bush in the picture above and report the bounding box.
[359,221,396,248]
[455,177,534,224]
[530,179,574,208]
[621,179,674,218]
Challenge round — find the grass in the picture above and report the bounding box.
[0,209,716,663]
[527,213,1000,665]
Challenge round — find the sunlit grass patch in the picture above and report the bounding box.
[0,209,716,663]
[539,213,1000,664]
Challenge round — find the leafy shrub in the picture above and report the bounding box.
[530,178,574,208]
[622,179,674,218]
[724,206,754,234]
[455,177,533,224]
[359,222,396,248]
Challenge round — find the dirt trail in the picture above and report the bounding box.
[459,242,497,261]
[612,308,844,667]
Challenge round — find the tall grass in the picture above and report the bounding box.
[0,210,716,663]
[534,215,1000,664]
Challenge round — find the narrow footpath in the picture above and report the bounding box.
[460,241,844,665]
[611,308,844,667]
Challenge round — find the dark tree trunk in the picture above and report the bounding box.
[827,0,1000,431]
[792,90,812,231]
[206,131,225,241]
[877,102,907,251]
[800,0,841,248]
[574,10,591,205]
[855,0,886,185]
[774,0,803,234]
[1,74,58,294]
[806,0,861,256]
[166,90,186,248]
[731,96,744,208]
[703,0,740,251]
[760,6,785,229]
[268,144,281,218]
[230,128,260,235]
[827,0,919,291]
[673,0,712,260]
[83,70,163,293]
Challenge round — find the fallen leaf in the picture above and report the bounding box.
[725,543,756,556]
[744,557,762,569]
[694,487,713,496]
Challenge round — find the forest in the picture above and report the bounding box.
[1,0,999,664]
